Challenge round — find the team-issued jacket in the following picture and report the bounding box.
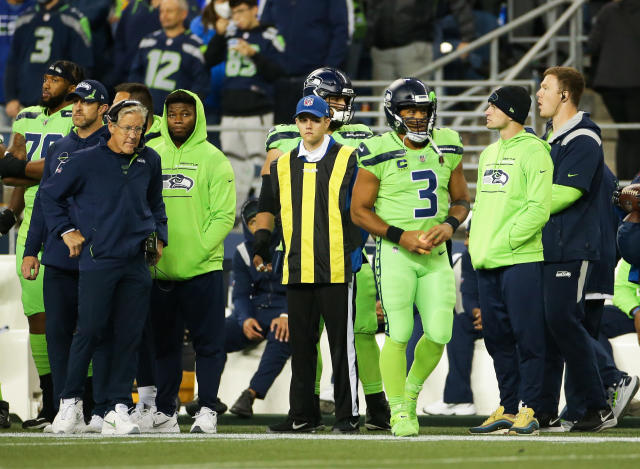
[152,89,236,280]
[39,139,168,271]
[613,259,640,318]
[24,126,110,270]
[469,129,553,270]
[232,219,286,327]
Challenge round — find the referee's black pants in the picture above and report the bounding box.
[286,282,359,424]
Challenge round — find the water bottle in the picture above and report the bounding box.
[498,2,507,26]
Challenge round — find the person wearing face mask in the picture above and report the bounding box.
[350,78,470,437]
[204,0,284,216]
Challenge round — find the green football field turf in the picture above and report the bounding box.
[2,422,640,469]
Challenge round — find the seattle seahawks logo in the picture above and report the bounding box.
[163,174,194,191]
[483,169,509,186]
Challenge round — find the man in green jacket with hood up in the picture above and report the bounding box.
[147,89,236,434]
[468,86,552,436]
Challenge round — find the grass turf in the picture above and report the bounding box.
[2,421,640,469]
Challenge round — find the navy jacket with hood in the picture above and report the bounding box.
[542,111,604,263]
[231,219,286,327]
[24,125,110,271]
[40,138,168,271]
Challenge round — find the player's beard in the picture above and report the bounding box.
[39,92,67,111]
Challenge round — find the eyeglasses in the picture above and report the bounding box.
[115,124,144,135]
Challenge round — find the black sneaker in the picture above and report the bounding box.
[332,416,360,434]
[536,412,558,429]
[0,400,10,429]
[187,397,227,417]
[230,389,255,418]
[21,417,50,430]
[364,392,391,431]
[268,417,316,433]
[571,408,617,432]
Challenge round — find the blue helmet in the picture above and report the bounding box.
[384,78,437,143]
[303,67,355,126]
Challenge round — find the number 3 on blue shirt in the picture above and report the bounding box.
[411,169,438,218]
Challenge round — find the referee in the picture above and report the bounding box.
[256,95,361,433]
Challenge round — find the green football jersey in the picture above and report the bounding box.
[12,105,74,244]
[264,122,373,154]
[357,129,463,232]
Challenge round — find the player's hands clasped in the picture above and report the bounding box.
[399,230,432,255]
[422,223,455,248]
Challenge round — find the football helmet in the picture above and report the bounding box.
[303,67,355,127]
[384,78,437,143]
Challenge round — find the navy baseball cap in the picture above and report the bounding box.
[293,95,330,119]
[66,79,109,104]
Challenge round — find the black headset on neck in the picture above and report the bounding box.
[107,99,149,153]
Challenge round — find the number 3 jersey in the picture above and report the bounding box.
[356,128,463,233]
[12,105,73,245]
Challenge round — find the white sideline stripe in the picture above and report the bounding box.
[2,433,640,444]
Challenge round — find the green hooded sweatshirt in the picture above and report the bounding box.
[469,129,553,269]
[152,89,236,280]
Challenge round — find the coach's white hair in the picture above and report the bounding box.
[117,104,148,125]
[162,0,189,11]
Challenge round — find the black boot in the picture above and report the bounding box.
[364,391,391,430]
[0,400,10,429]
[230,389,255,418]
[22,374,54,429]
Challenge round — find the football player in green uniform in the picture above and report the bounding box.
[253,67,390,430]
[0,60,83,429]
[351,78,470,437]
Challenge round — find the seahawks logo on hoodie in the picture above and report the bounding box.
[482,169,509,186]
[163,174,194,191]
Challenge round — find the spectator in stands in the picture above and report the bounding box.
[423,224,481,416]
[588,0,640,180]
[223,198,291,418]
[43,100,167,435]
[129,0,209,115]
[205,0,284,216]
[367,1,475,92]
[0,0,33,137]
[148,90,235,434]
[258,0,350,123]
[69,1,113,80]
[4,0,93,117]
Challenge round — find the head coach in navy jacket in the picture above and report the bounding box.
[40,100,168,435]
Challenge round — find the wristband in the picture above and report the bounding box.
[631,306,640,318]
[450,199,471,211]
[279,313,288,318]
[443,216,460,232]
[386,225,404,244]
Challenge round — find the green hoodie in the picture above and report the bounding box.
[152,90,236,280]
[613,260,640,318]
[469,130,553,269]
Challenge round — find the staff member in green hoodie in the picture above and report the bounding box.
[147,89,236,434]
[468,86,553,436]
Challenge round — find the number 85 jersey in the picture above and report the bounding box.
[356,128,463,232]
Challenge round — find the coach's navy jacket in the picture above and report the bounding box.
[542,111,604,263]
[24,126,109,271]
[40,139,168,271]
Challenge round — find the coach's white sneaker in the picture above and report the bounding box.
[130,406,156,433]
[150,410,180,433]
[190,406,217,433]
[423,400,476,416]
[52,398,85,434]
[84,414,103,433]
[102,404,140,435]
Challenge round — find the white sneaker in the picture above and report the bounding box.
[190,406,217,433]
[52,398,85,434]
[150,410,179,433]
[43,424,53,433]
[130,407,156,433]
[423,400,476,416]
[84,415,103,433]
[102,404,140,435]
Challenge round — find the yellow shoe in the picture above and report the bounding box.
[404,398,420,435]
[509,407,539,435]
[390,411,418,437]
[469,406,514,435]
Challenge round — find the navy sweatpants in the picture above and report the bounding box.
[476,262,546,414]
[151,270,226,415]
[540,261,607,418]
[224,308,291,399]
[61,257,151,410]
[443,313,483,404]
